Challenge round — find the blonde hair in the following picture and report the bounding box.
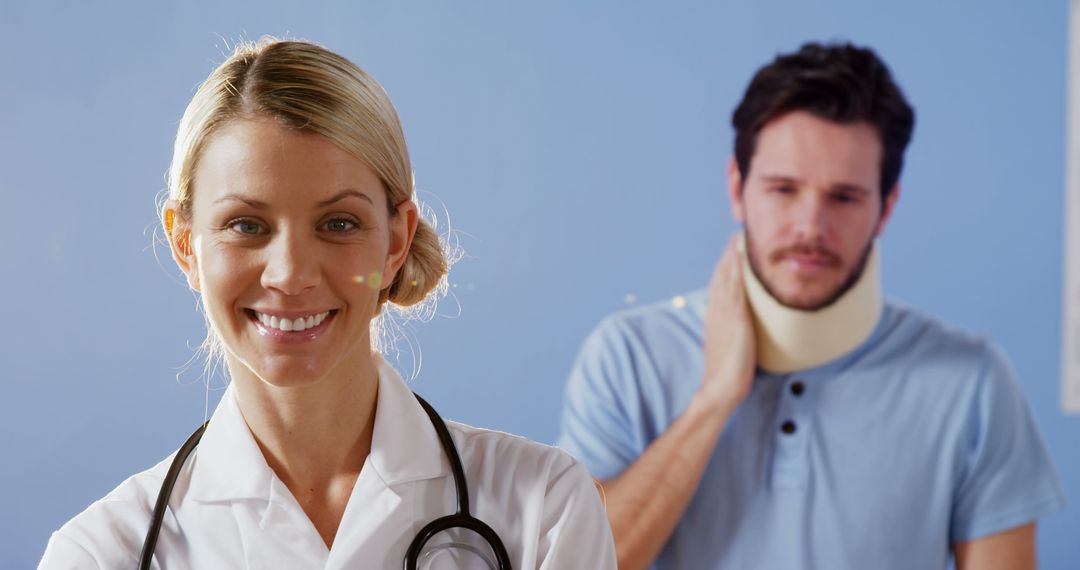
[166,38,451,357]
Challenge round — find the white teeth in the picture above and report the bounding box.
[254,311,330,332]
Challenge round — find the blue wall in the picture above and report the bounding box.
[2,1,1075,567]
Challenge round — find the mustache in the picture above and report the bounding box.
[768,243,842,266]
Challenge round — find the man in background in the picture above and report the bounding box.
[558,42,1065,570]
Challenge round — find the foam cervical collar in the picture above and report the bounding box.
[740,234,883,374]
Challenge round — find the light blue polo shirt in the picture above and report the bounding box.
[557,289,1066,569]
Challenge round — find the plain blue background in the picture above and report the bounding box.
[2,1,1076,567]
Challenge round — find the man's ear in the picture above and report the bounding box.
[383,199,418,284]
[727,156,747,223]
[875,184,902,237]
[162,201,200,292]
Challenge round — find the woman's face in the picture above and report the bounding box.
[169,117,416,389]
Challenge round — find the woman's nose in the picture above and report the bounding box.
[260,229,321,295]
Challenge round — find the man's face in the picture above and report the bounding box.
[728,111,900,311]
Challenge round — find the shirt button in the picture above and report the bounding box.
[781,420,797,434]
[791,381,805,396]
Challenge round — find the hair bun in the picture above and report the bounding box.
[383,217,448,307]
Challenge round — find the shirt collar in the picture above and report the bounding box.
[365,359,449,486]
[186,360,448,503]
[186,384,273,503]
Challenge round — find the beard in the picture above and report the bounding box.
[744,229,876,312]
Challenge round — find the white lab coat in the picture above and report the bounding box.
[39,362,617,569]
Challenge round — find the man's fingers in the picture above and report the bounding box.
[710,234,744,299]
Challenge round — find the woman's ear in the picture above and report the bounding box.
[162,201,201,292]
[383,198,418,284]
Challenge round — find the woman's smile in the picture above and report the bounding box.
[182,116,405,387]
[245,308,338,344]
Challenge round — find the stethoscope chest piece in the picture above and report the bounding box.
[405,395,512,570]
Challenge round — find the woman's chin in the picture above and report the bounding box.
[224,345,375,391]
[232,359,334,390]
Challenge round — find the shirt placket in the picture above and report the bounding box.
[769,375,813,490]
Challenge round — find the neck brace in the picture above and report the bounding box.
[740,235,883,374]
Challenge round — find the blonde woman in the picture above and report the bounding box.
[39,39,616,570]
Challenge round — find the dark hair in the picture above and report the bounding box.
[732,42,915,197]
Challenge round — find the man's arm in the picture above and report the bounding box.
[601,237,756,570]
[600,394,735,570]
[948,343,1064,568]
[953,523,1035,570]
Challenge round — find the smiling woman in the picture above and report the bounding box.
[175,116,415,390]
[38,38,616,570]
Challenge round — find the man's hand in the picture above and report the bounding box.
[698,234,757,412]
[597,235,759,570]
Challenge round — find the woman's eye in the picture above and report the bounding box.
[228,219,265,235]
[324,218,358,233]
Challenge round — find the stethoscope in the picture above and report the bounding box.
[138,393,512,570]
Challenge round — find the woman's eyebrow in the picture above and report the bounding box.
[317,189,374,207]
[210,189,375,208]
[213,194,268,208]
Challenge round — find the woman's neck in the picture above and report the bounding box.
[226,351,381,547]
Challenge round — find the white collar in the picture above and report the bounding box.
[186,359,448,503]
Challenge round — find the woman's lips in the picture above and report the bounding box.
[252,309,330,332]
[246,309,336,342]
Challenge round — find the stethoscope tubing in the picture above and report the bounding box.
[138,421,208,570]
[406,395,513,570]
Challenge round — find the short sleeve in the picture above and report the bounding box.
[38,531,100,570]
[950,343,1067,542]
[557,317,649,481]
[536,458,618,569]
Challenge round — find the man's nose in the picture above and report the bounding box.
[790,192,830,241]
